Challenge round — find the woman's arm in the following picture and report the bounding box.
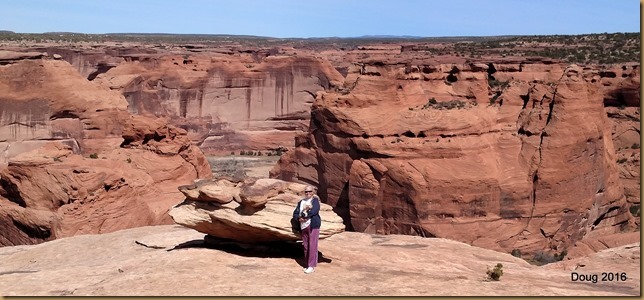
[292,200,301,219]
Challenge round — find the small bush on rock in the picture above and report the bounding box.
[511,249,522,258]
[629,205,640,217]
[486,263,503,281]
[529,250,567,266]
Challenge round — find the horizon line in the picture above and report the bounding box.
[0,30,640,40]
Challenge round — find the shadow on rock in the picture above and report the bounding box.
[167,235,332,267]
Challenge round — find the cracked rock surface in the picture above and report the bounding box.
[0,225,638,296]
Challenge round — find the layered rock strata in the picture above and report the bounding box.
[88,52,344,154]
[271,59,637,255]
[170,177,345,242]
[0,55,212,246]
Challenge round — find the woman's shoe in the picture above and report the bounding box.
[304,267,315,274]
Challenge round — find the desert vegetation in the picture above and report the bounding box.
[453,32,640,64]
[414,98,477,110]
[0,31,638,64]
[486,263,504,281]
[207,155,280,178]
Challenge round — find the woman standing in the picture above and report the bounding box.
[292,185,321,274]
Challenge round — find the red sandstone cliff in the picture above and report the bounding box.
[0,53,212,246]
[31,47,344,154]
[0,43,638,255]
[271,58,639,255]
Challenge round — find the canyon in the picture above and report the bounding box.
[0,34,639,262]
[271,57,640,258]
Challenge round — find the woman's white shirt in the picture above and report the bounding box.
[299,197,313,229]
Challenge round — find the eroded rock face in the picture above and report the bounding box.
[170,177,345,242]
[565,231,640,259]
[3,46,344,154]
[0,56,212,246]
[89,53,344,154]
[600,66,641,227]
[271,60,637,255]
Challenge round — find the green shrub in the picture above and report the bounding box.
[529,250,567,266]
[631,143,640,149]
[511,249,522,258]
[555,250,567,261]
[89,153,98,159]
[422,98,438,109]
[489,79,509,89]
[126,158,132,163]
[629,205,640,217]
[212,158,247,179]
[53,157,62,162]
[617,158,627,163]
[423,99,469,110]
[486,263,503,281]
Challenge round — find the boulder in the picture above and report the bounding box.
[169,178,345,243]
[200,185,240,204]
[179,179,241,204]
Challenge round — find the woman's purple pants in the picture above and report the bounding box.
[301,226,319,268]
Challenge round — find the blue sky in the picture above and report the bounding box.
[1,0,640,38]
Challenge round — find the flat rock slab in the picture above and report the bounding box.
[134,228,206,249]
[0,225,639,296]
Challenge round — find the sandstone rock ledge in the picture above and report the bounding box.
[170,178,345,242]
[0,225,638,296]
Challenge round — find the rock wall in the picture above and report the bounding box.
[0,54,212,246]
[271,59,638,255]
[38,47,344,154]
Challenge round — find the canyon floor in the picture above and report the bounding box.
[207,155,281,178]
[0,225,639,296]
